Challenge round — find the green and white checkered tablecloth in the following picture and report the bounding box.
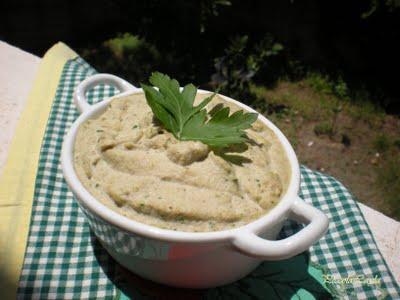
[17,57,400,299]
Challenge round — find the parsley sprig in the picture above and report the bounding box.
[141,72,258,147]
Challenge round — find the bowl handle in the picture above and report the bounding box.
[232,197,329,260]
[73,74,138,114]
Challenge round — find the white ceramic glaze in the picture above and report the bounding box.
[61,73,329,288]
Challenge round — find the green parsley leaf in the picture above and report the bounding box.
[141,72,258,147]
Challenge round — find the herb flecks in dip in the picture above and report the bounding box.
[74,93,290,232]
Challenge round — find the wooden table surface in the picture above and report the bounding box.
[0,40,398,284]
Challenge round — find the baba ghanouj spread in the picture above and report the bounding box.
[74,73,290,232]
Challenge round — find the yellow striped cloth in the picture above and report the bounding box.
[0,43,77,300]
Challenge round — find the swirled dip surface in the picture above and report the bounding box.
[74,93,290,232]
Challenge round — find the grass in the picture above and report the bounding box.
[372,134,391,153]
[314,122,334,136]
[305,73,334,95]
[377,157,400,220]
[347,100,384,126]
[394,139,400,148]
[304,72,384,126]
[250,73,400,221]
[251,73,387,130]
[251,82,329,121]
[305,73,349,100]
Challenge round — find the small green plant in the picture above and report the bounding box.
[306,73,349,100]
[306,73,333,95]
[332,77,349,100]
[372,134,391,152]
[104,33,143,58]
[314,122,334,136]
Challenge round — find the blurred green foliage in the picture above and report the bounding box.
[361,0,400,18]
[211,35,284,102]
[200,0,231,32]
[82,33,161,84]
[77,0,400,113]
[306,73,349,100]
[104,33,150,58]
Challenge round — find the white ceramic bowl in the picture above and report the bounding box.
[61,74,329,288]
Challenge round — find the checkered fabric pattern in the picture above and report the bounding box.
[17,58,118,299]
[292,169,399,299]
[17,57,399,299]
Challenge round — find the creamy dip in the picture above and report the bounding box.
[74,93,291,232]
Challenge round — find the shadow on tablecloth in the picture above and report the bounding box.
[90,229,331,300]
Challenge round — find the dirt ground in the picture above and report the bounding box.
[253,81,400,220]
